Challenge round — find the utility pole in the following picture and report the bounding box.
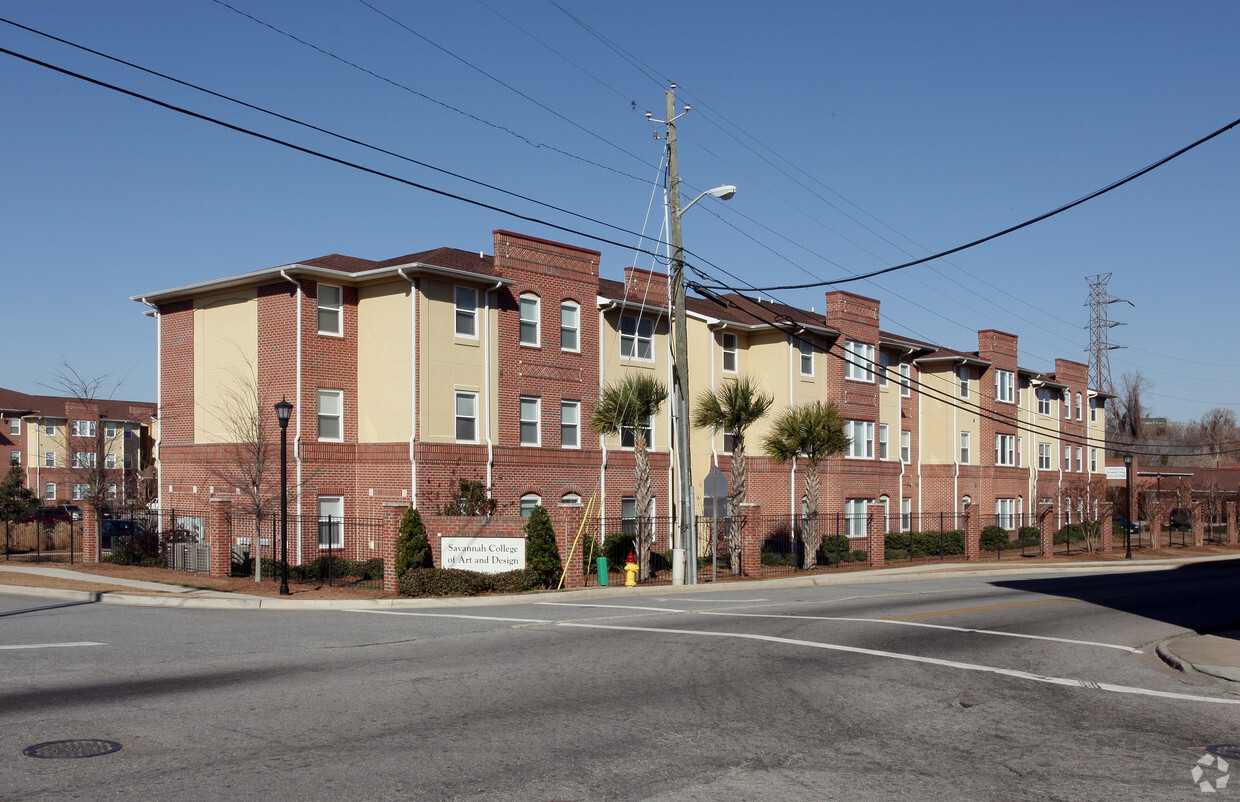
[1085,273,1132,431]
[665,85,694,584]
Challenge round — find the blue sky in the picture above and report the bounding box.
[3,1,1237,423]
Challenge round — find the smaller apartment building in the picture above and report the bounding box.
[134,229,1109,559]
[0,387,156,506]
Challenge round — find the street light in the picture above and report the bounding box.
[274,398,293,595]
[1123,453,1133,560]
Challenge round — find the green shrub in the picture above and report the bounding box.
[1018,526,1041,547]
[886,548,908,560]
[980,525,1010,552]
[817,534,852,564]
[761,552,797,566]
[885,530,967,557]
[1054,524,1086,545]
[602,531,635,561]
[524,506,562,589]
[885,532,910,552]
[394,507,431,576]
[850,549,868,562]
[485,569,541,594]
[398,567,488,597]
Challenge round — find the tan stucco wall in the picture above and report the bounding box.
[193,289,258,443]
[919,366,960,463]
[357,280,413,443]
[420,278,496,444]
[597,308,669,451]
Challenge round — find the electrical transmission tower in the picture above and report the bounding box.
[1085,273,1132,423]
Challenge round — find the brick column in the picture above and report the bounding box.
[382,505,405,593]
[1037,503,1055,558]
[740,502,762,577]
[81,505,100,563]
[554,506,586,590]
[206,498,232,577]
[1226,501,1237,545]
[1147,500,1163,549]
[964,511,980,561]
[866,509,886,568]
[1098,502,1114,553]
[1191,501,1205,547]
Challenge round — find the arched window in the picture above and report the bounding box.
[519,293,540,347]
[520,493,542,518]
[560,492,582,507]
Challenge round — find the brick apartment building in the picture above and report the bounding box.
[133,229,1109,565]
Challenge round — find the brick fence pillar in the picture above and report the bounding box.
[1098,502,1114,553]
[1147,499,1163,550]
[866,509,886,568]
[1038,503,1055,558]
[740,502,762,577]
[1226,501,1237,545]
[964,511,980,561]
[1191,500,1205,547]
[206,498,231,578]
[81,504,100,563]
[554,506,586,589]
[382,505,405,593]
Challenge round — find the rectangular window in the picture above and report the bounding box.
[560,302,579,351]
[995,370,1015,403]
[72,483,88,501]
[1038,442,1052,470]
[124,455,134,470]
[995,498,1016,530]
[560,401,580,449]
[317,284,343,335]
[995,434,1016,466]
[45,482,56,501]
[722,431,735,455]
[455,391,478,443]
[455,286,478,337]
[621,496,636,534]
[901,498,912,532]
[1076,393,1083,421]
[620,315,654,361]
[9,450,19,466]
[959,431,970,464]
[519,396,540,446]
[71,419,96,438]
[845,498,869,537]
[958,365,970,399]
[73,451,97,469]
[899,363,911,397]
[316,389,343,442]
[519,294,540,347]
[44,420,55,436]
[318,496,344,548]
[1090,397,1100,423]
[105,453,117,469]
[900,430,911,464]
[1064,445,1071,471]
[45,451,56,468]
[1075,446,1083,472]
[844,340,875,382]
[8,418,18,435]
[878,424,889,460]
[845,420,874,459]
[621,415,654,450]
[721,332,737,373]
[106,484,117,500]
[1090,448,1098,473]
[1036,388,1052,415]
[1064,391,1071,419]
[800,338,813,376]
[105,421,117,438]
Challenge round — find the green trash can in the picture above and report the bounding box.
[597,557,609,586]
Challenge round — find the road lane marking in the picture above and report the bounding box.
[537,602,688,614]
[557,622,1239,705]
[884,598,1075,619]
[347,610,546,624]
[0,642,105,650]
[698,611,1143,653]
[651,598,770,603]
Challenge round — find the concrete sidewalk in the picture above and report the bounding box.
[1,558,1238,683]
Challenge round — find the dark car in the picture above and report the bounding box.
[1169,508,1193,531]
[101,519,150,551]
[1114,515,1139,535]
[22,505,83,524]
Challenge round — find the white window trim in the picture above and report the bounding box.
[958,365,970,399]
[8,418,19,436]
[455,391,479,444]
[1038,442,1052,471]
[45,482,56,500]
[45,451,56,468]
[899,363,911,397]
[878,423,889,460]
[721,332,738,374]
[844,341,875,383]
[799,337,813,377]
[519,293,541,348]
[318,496,344,548]
[845,420,875,459]
[455,285,478,339]
[560,400,580,449]
[995,433,1016,467]
[995,370,1015,404]
[520,493,543,518]
[316,389,344,443]
[44,420,55,436]
[620,314,655,362]
[845,498,869,537]
[900,498,912,532]
[959,431,970,464]
[317,284,343,337]
[878,351,889,387]
[560,301,580,353]
[1036,388,1051,416]
[900,430,911,464]
[519,396,541,447]
[620,415,654,451]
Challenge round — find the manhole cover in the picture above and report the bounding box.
[1207,745,1240,760]
[22,740,122,759]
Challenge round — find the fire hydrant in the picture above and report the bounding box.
[624,551,639,587]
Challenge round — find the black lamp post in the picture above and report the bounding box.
[275,398,293,595]
[1123,453,1133,560]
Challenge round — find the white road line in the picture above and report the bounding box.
[698,611,1144,653]
[0,642,105,650]
[537,602,687,614]
[651,598,770,604]
[556,622,1240,706]
[346,610,546,624]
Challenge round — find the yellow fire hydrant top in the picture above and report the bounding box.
[624,551,639,587]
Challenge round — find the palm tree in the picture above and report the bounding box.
[591,374,668,581]
[692,376,773,574]
[762,401,849,569]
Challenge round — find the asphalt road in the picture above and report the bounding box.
[3,561,1239,801]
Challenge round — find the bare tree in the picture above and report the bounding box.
[1188,408,1238,468]
[46,362,122,545]
[1060,475,1110,553]
[1110,370,1151,452]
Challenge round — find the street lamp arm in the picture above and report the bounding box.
[678,185,737,218]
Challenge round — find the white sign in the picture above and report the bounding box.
[441,537,526,573]
[1106,465,1128,481]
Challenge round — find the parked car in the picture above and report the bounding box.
[22,505,83,524]
[1114,515,1139,535]
[101,519,149,551]
[1169,508,1193,531]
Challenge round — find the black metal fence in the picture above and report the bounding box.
[228,512,385,590]
[2,514,83,563]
